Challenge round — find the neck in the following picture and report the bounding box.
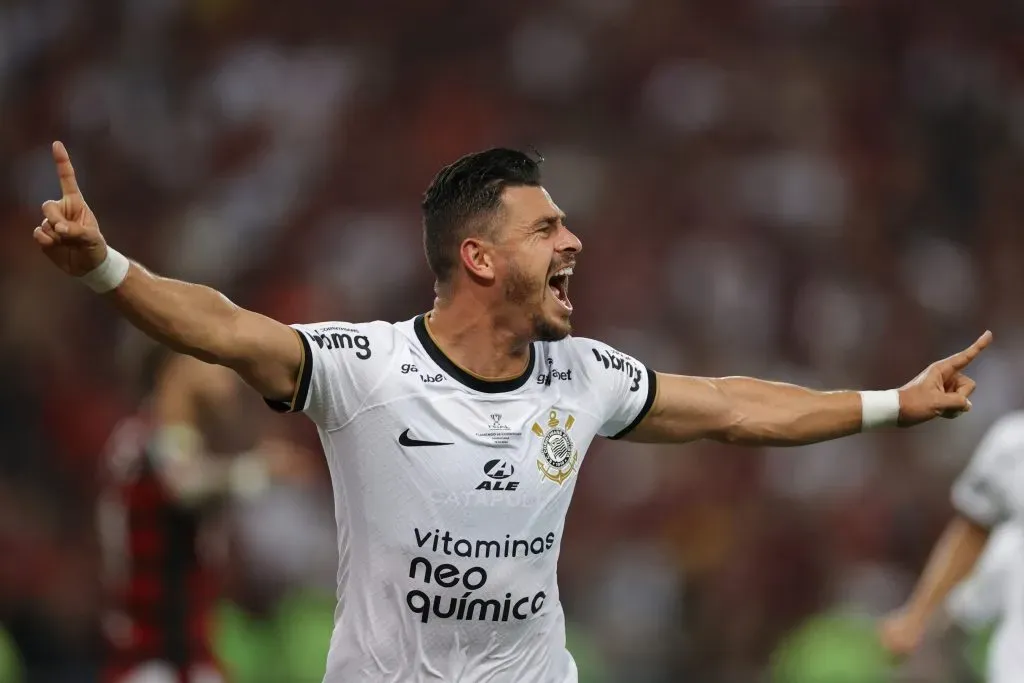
[426,296,532,380]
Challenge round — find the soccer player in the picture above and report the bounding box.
[35,141,990,683]
[947,523,1024,680]
[98,345,310,683]
[880,413,1024,682]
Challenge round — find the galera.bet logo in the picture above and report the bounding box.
[533,409,579,486]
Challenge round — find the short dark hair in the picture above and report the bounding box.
[421,148,543,284]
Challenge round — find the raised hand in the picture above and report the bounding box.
[33,141,108,276]
[897,331,993,427]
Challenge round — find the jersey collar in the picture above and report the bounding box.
[414,314,536,394]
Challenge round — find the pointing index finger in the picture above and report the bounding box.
[52,141,81,196]
[947,330,993,372]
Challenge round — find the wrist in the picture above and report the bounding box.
[78,245,130,293]
[902,607,930,633]
[859,389,901,431]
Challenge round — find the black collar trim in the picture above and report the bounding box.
[414,314,535,394]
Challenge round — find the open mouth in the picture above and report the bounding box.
[548,266,573,311]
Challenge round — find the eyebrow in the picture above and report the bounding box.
[530,213,567,229]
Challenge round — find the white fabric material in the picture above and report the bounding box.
[948,522,1024,683]
[273,316,654,683]
[858,389,900,431]
[78,245,131,293]
[951,412,1024,528]
[115,662,223,683]
[946,523,1021,629]
[949,414,1024,683]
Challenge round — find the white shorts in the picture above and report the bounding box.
[988,626,1024,683]
[113,662,224,683]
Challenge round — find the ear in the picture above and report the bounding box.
[459,237,496,282]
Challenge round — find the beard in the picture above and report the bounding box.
[504,259,571,342]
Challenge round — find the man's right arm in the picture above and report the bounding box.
[108,263,301,403]
[34,141,302,403]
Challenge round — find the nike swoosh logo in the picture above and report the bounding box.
[398,429,453,448]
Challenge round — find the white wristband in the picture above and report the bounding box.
[859,390,901,431]
[229,452,270,499]
[78,246,130,293]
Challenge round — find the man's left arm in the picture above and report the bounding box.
[624,330,992,446]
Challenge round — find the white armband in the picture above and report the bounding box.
[78,246,130,293]
[859,390,901,431]
[229,452,270,499]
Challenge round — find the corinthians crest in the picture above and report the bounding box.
[533,410,579,486]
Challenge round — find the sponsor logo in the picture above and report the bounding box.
[405,527,554,624]
[536,358,572,385]
[310,330,371,359]
[401,363,445,383]
[483,459,514,479]
[591,348,641,392]
[533,410,579,486]
[398,429,453,448]
[476,458,519,491]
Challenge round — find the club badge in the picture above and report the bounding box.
[533,410,579,486]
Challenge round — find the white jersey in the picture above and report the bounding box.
[946,522,1024,683]
[950,414,1024,683]
[952,412,1024,528]
[266,314,656,683]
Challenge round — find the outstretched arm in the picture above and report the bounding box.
[625,332,991,445]
[107,266,300,402]
[33,142,300,402]
[879,516,991,656]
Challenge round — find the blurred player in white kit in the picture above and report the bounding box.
[881,412,1024,682]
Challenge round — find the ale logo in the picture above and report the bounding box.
[476,459,519,491]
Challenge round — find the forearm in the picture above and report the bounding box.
[903,516,990,626]
[107,262,242,364]
[713,377,862,446]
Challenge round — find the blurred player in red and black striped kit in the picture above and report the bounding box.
[97,343,314,683]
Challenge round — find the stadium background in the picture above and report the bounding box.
[2,0,1024,681]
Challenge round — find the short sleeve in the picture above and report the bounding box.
[571,338,657,439]
[951,414,1024,528]
[264,321,396,430]
[945,522,1023,629]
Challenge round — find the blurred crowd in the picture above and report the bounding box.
[3,0,1024,681]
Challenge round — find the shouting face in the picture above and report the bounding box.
[487,186,582,342]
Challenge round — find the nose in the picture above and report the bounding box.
[559,224,582,255]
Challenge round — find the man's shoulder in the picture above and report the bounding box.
[544,335,644,367]
[541,335,593,366]
[295,319,413,363]
[540,335,646,388]
[969,411,1024,476]
[981,411,1024,450]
